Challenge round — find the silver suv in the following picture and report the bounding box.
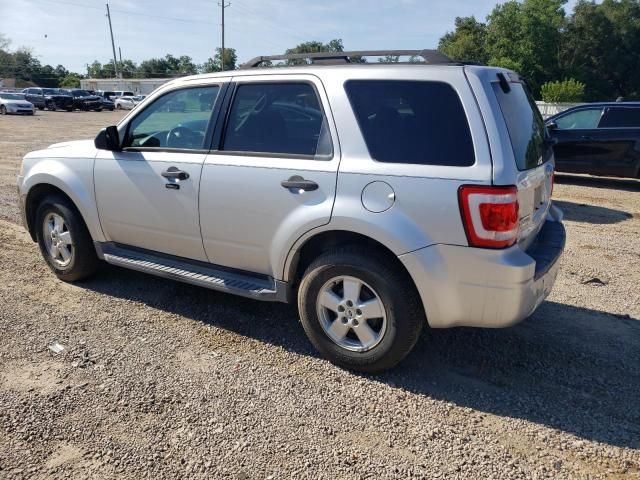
[17,50,565,372]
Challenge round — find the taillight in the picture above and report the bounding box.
[458,185,519,248]
[551,172,555,197]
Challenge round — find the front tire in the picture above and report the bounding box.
[298,248,424,373]
[47,101,56,111]
[35,195,99,282]
[0,105,6,115]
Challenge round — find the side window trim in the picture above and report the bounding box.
[120,82,229,154]
[213,79,334,161]
[554,107,603,130]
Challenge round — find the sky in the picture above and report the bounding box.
[0,0,580,74]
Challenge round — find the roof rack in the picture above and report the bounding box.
[240,49,456,69]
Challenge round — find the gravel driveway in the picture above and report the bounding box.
[0,111,639,479]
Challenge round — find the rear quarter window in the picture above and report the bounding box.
[344,80,475,166]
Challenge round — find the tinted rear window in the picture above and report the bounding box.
[492,81,549,171]
[598,107,640,128]
[344,80,475,166]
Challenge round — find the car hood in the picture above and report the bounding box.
[24,139,97,161]
[46,94,73,99]
[47,139,95,150]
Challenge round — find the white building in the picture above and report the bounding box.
[80,78,172,95]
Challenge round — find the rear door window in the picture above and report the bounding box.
[555,108,603,130]
[222,82,332,158]
[492,80,550,171]
[344,80,475,166]
[598,107,640,128]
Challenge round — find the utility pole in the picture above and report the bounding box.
[105,4,120,79]
[219,2,230,71]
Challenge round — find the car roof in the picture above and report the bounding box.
[171,62,468,85]
[547,102,640,121]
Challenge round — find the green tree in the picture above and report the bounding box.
[486,0,566,93]
[540,78,585,102]
[201,48,237,72]
[438,16,488,64]
[59,73,82,88]
[285,39,344,65]
[87,61,103,78]
[561,0,640,100]
[378,55,400,63]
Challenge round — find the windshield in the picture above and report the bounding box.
[492,80,551,170]
[0,93,26,100]
[73,90,92,97]
[43,88,59,95]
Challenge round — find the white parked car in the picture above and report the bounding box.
[115,95,146,110]
[109,90,135,101]
[0,93,35,115]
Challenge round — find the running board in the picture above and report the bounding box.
[95,243,289,302]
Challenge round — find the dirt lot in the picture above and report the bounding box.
[0,110,639,479]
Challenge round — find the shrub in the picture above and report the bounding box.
[540,79,585,103]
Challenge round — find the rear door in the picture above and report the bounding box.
[549,107,605,174]
[489,73,554,246]
[594,106,640,177]
[198,74,339,277]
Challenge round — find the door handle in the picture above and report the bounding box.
[161,167,190,181]
[281,175,319,192]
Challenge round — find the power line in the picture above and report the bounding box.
[31,0,216,25]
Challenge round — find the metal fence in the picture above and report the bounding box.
[535,101,581,119]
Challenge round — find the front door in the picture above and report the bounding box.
[94,83,225,262]
[551,106,605,175]
[199,75,340,277]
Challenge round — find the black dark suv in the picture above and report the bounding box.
[22,87,73,111]
[547,102,640,179]
[61,89,103,111]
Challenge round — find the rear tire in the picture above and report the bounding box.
[37,106,44,111]
[0,105,6,115]
[47,101,56,111]
[35,195,99,282]
[298,247,424,373]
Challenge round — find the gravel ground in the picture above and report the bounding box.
[0,111,639,479]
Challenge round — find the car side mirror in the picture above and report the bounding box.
[546,121,558,131]
[95,125,121,151]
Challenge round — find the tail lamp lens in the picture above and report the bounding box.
[459,185,519,248]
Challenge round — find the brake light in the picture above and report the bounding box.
[459,185,519,248]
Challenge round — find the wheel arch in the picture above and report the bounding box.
[25,184,76,241]
[23,175,104,244]
[285,230,424,315]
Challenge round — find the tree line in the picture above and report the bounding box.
[438,0,640,101]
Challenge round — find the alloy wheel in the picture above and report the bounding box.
[316,275,387,352]
[43,212,73,267]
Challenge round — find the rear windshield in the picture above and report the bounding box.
[492,80,550,170]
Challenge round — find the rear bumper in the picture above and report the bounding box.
[400,209,566,328]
